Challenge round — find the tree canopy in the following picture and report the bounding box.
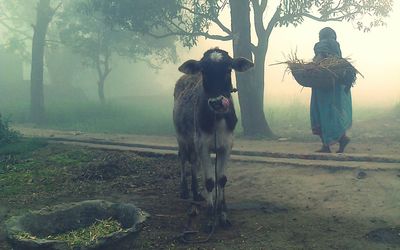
[88,0,230,47]
[57,1,178,103]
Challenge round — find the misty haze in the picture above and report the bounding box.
[0,0,399,249]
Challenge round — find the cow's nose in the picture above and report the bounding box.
[208,96,230,113]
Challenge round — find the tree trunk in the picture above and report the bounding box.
[98,78,106,104]
[30,0,52,124]
[95,52,111,104]
[229,0,274,137]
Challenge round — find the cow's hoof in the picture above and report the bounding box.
[220,218,232,229]
[180,190,189,200]
[202,221,215,234]
[219,212,232,229]
[193,192,205,201]
[187,204,199,217]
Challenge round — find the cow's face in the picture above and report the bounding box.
[178,48,253,113]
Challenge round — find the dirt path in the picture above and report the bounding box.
[15,126,400,157]
[14,126,400,165]
[224,160,400,249]
[1,140,400,249]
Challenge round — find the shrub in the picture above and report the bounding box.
[0,113,20,146]
[394,102,400,117]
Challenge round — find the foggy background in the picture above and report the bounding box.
[0,0,398,137]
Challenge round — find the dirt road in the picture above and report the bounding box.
[15,126,400,157]
[15,126,400,166]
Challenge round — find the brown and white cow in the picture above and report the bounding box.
[173,48,253,228]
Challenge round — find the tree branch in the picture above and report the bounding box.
[250,0,266,41]
[45,39,62,44]
[213,17,232,35]
[147,31,232,41]
[265,6,281,38]
[250,43,257,54]
[302,12,357,22]
[0,19,31,39]
[50,1,63,17]
[152,11,233,42]
[0,38,30,48]
[177,4,231,35]
[260,0,268,12]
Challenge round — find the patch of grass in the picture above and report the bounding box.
[0,171,35,195]
[39,97,174,135]
[0,142,70,201]
[266,102,311,140]
[0,138,47,155]
[47,151,91,165]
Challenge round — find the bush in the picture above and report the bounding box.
[0,113,20,146]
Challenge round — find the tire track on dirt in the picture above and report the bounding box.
[48,138,400,172]
[46,137,400,164]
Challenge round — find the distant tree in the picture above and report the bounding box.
[45,46,81,87]
[0,0,62,124]
[30,0,63,124]
[58,2,177,103]
[92,0,393,137]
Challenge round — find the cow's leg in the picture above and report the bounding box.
[216,146,231,228]
[189,147,203,201]
[197,135,216,231]
[191,162,204,201]
[178,145,189,199]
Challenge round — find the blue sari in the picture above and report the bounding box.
[310,84,352,145]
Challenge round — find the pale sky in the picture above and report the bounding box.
[168,1,400,107]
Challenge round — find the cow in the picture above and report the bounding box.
[173,48,254,228]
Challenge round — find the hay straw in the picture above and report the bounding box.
[271,52,363,88]
[16,218,126,248]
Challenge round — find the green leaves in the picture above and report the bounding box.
[57,1,177,71]
[278,0,393,31]
[89,0,226,48]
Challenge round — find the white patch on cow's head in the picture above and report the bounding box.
[209,51,223,62]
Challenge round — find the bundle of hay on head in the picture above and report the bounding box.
[281,27,362,90]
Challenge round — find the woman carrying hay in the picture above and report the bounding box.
[311,27,352,153]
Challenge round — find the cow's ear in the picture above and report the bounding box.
[232,57,254,72]
[178,60,202,74]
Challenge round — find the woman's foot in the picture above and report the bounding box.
[337,136,350,153]
[316,145,331,153]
